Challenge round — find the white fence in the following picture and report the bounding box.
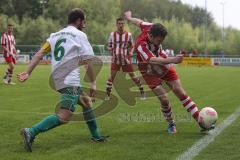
[0,55,30,64]
[1,54,240,67]
[212,58,240,66]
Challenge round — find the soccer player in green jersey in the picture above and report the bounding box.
[17,8,108,152]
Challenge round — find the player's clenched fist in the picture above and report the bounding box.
[172,54,184,64]
[17,72,29,82]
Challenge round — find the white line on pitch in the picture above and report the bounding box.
[176,107,240,160]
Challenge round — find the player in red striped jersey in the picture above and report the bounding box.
[105,17,145,100]
[125,11,214,133]
[1,23,17,85]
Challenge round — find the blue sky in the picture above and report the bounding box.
[181,0,240,30]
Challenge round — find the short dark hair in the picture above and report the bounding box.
[149,23,168,38]
[68,8,85,24]
[116,17,124,23]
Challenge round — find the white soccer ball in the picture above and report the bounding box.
[198,107,218,129]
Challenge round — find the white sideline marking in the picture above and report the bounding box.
[176,107,240,160]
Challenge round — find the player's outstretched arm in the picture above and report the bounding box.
[149,54,184,65]
[87,61,97,102]
[124,11,143,27]
[17,48,45,82]
[82,58,98,102]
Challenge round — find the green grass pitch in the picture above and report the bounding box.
[0,64,240,160]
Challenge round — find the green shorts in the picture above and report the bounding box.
[58,87,82,112]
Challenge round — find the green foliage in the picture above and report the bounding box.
[0,0,48,22]
[159,17,199,52]
[0,14,9,33]
[223,28,240,55]
[121,0,214,27]
[43,0,84,25]
[82,0,121,43]
[0,14,19,34]
[16,16,60,45]
[0,0,15,17]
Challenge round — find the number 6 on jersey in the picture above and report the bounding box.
[54,38,66,61]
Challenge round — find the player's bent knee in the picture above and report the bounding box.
[78,95,92,108]
[57,109,73,122]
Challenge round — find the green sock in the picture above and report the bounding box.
[29,115,62,137]
[83,107,101,139]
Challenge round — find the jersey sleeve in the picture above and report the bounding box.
[128,33,134,47]
[160,48,168,58]
[1,33,6,46]
[108,32,113,50]
[77,33,94,56]
[13,36,16,46]
[136,42,155,61]
[140,22,154,31]
[41,41,51,54]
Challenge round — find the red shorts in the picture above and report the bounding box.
[111,63,135,72]
[4,56,16,64]
[140,65,179,89]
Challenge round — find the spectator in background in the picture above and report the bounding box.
[191,49,197,57]
[180,49,188,57]
[1,23,17,85]
[188,49,197,57]
[220,50,225,58]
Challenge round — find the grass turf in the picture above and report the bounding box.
[0,64,240,160]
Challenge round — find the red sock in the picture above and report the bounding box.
[106,78,113,96]
[180,95,199,121]
[161,105,174,124]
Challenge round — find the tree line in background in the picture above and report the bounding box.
[0,0,240,55]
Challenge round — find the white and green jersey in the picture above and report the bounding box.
[46,25,94,90]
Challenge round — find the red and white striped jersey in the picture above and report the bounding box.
[135,22,171,74]
[1,32,16,57]
[108,31,133,65]
[135,22,168,63]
